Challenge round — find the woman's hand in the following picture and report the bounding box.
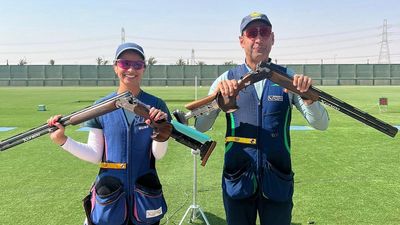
[146,107,168,125]
[47,115,68,146]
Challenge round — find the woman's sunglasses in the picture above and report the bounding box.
[115,59,146,70]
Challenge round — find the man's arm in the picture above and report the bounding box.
[291,93,329,130]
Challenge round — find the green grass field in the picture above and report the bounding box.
[0,86,399,225]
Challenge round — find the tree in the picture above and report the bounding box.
[223,60,236,66]
[176,58,186,65]
[96,57,109,65]
[147,57,157,65]
[18,58,27,65]
[49,59,55,65]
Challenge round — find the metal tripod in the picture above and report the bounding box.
[178,151,210,225]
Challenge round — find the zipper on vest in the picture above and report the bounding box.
[258,94,261,176]
[126,124,132,219]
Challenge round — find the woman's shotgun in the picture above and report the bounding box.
[0,92,217,166]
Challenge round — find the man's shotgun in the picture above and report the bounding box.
[181,61,397,137]
[0,91,216,166]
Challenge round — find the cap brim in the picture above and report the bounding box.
[115,47,145,60]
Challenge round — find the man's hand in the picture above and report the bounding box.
[284,74,314,105]
[215,79,239,97]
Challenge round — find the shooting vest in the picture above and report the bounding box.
[89,91,168,225]
[222,64,295,202]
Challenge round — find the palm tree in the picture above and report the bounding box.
[147,57,157,65]
[18,58,27,65]
[223,60,236,66]
[176,58,186,65]
[96,57,109,65]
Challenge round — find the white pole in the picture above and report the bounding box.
[179,75,210,225]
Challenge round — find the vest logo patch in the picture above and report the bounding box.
[146,207,163,218]
[268,95,283,101]
[138,125,149,130]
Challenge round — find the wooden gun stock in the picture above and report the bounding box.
[185,93,217,111]
[124,101,173,142]
[185,70,271,113]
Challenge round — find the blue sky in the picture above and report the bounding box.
[0,0,399,65]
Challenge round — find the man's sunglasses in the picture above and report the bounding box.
[244,26,272,39]
[115,59,146,70]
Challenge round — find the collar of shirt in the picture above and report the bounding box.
[244,63,265,100]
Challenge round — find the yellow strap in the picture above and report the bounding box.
[99,162,127,169]
[225,136,257,145]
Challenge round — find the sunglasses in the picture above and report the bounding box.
[244,26,272,39]
[115,59,146,70]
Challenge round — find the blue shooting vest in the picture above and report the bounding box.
[222,64,295,202]
[89,91,168,225]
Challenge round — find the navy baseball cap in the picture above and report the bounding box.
[240,12,272,34]
[115,42,145,60]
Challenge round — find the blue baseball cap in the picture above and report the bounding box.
[240,12,272,34]
[115,42,145,60]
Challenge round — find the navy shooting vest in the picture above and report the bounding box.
[88,91,169,225]
[222,64,295,202]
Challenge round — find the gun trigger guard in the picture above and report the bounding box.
[216,92,239,113]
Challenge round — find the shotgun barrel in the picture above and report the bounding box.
[256,61,398,138]
[0,91,131,151]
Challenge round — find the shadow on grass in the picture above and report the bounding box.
[178,211,303,225]
[203,211,226,224]
[176,211,226,224]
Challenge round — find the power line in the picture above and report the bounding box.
[278,26,381,40]
[0,36,117,46]
[127,35,236,43]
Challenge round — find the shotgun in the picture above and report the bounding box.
[182,61,397,137]
[0,91,216,165]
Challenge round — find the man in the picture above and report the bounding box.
[48,42,170,225]
[195,12,329,225]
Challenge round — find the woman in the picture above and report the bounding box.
[48,42,170,225]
